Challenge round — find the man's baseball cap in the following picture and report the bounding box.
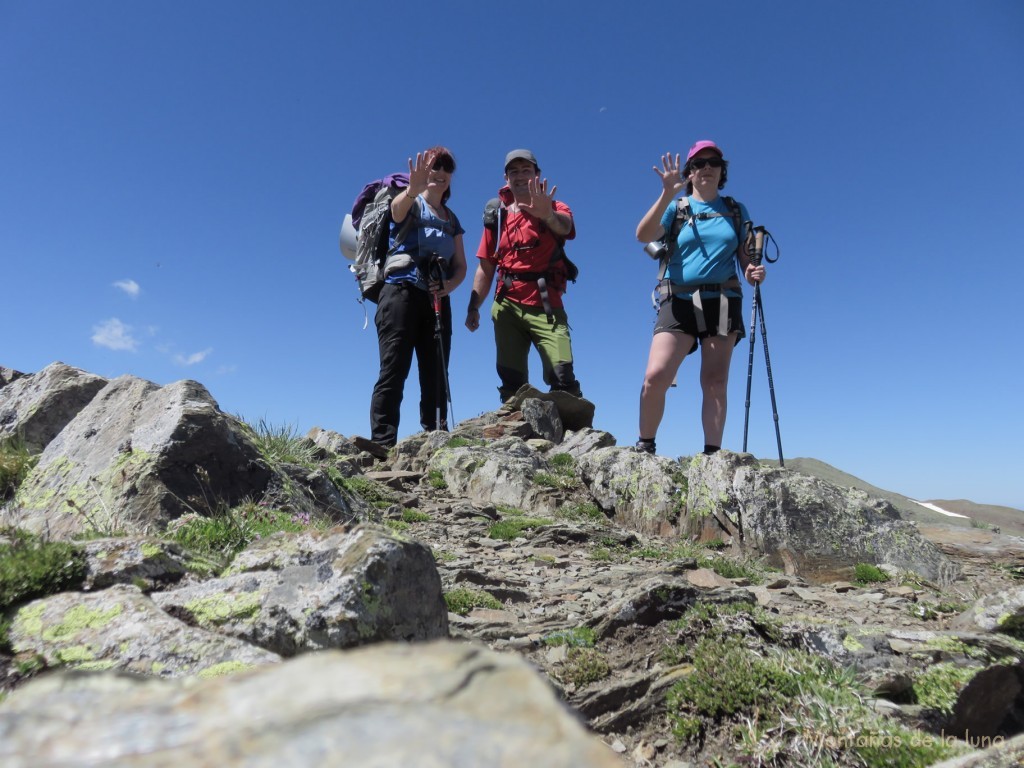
[686,140,723,161]
[504,149,539,171]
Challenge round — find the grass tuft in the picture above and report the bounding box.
[0,436,39,499]
[426,469,447,490]
[854,563,889,584]
[543,626,596,647]
[559,647,611,687]
[444,587,502,615]
[0,529,88,616]
[167,501,305,562]
[239,418,319,466]
[488,517,552,540]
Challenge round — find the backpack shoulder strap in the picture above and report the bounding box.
[482,197,504,257]
[386,194,418,256]
[658,197,690,280]
[722,196,747,262]
[482,198,502,230]
[722,196,743,239]
[448,205,464,236]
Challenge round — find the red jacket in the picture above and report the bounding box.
[476,186,576,309]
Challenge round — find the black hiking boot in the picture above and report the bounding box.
[634,439,656,455]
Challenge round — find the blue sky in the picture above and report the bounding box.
[2,1,1022,509]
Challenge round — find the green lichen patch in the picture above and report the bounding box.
[197,660,254,679]
[842,634,865,652]
[55,644,97,663]
[140,542,164,559]
[74,660,115,672]
[184,591,262,626]
[43,603,123,643]
[997,611,1024,640]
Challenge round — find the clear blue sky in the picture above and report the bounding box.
[2,1,1021,509]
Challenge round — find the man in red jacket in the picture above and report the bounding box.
[465,149,582,403]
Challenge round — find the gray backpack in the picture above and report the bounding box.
[350,180,416,304]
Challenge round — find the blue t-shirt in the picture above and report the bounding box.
[660,195,749,297]
[385,196,464,290]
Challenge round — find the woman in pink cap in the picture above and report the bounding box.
[633,140,765,456]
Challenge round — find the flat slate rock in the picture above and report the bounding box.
[507,385,596,432]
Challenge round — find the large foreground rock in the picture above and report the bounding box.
[953,585,1024,637]
[5,375,272,538]
[428,436,561,514]
[686,451,961,585]
[7,584,280,678]
[0,362,106,452]
[0,641,624,767]
[577,447,686,536]
[154,525,449,655]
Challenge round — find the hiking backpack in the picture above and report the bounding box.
[341,173,417,304]
[482,197,578,321]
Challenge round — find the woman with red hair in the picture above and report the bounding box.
[369,146,467,448]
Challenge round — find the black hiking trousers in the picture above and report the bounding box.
[370,282,452,447]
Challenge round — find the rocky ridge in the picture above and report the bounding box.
[1,362,1023,767]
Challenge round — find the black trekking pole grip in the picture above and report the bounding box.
[751,227,766,267]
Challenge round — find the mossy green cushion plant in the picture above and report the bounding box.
[854,563,890,585]
[0,528,88,650]
[559,647,610,687]
[443,587,502,616]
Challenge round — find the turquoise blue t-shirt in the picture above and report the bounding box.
[385,196,464,290]
[659,196,749,298]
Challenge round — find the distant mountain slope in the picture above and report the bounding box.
[761,458,1024,536]
[926,498,1024,537]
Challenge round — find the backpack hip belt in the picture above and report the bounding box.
[496,267,560,323]
[657,276,741,336]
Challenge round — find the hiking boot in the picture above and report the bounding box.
[634,439,656,455]
[352,436,391,460]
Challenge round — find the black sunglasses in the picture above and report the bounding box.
[432,158,455,172]
[689,157,724,170]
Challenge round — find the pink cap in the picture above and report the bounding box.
[686,140,723,161]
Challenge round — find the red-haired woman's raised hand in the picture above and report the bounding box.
[407,149,438,197]
[654,153,685,196]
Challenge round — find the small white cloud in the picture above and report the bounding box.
[113,279,140,298]
[599,106,607,113]
[91,318,139,351]
[174,348,213,366]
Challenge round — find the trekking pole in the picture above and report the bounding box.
[428,258,455,430]
[742,222,758,453]
[745,226,784,466]
[755,275,784,466]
